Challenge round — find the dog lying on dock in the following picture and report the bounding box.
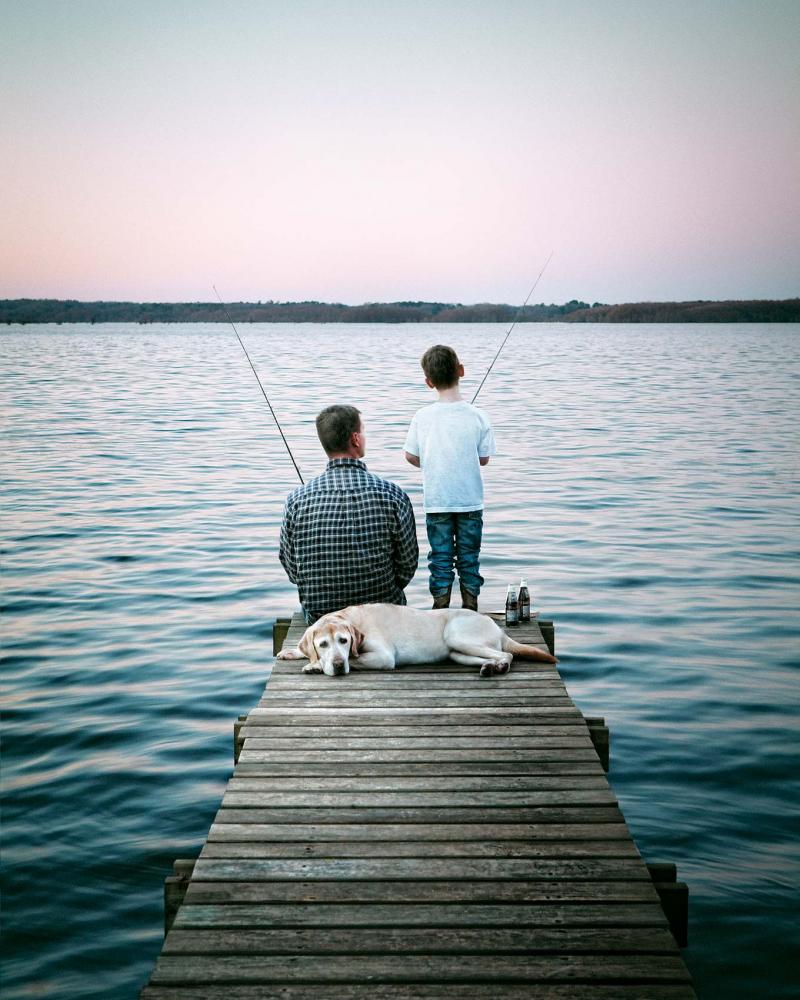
[276,603,557,677]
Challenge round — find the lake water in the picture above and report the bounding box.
[1,322,798,998]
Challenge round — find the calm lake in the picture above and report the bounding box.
[2,322,799,998]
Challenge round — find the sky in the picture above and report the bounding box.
[1,0,798,305]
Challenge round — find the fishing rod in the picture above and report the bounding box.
[213,285,305,484]
[470,250,554,404]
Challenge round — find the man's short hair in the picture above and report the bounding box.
[316,404,361,455]
[421,344,460,388]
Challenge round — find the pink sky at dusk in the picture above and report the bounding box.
[2,0,798,305]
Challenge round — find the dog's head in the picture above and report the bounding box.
[299,613,364,676]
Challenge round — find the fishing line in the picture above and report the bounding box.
[213,285,305,484]
[470,250,554,405]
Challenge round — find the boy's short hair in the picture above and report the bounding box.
[421,345,460,388]
[316,404,361,455]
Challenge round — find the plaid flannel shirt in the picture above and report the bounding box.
[279,458,419,621]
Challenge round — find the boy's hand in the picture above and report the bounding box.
[404,451,421,468]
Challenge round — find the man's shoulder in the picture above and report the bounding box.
[286,465,409,505]
[285,471,326,505]
[362,468,411,502]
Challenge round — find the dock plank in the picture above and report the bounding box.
[149,953,692,984]
[199,840,641,859]
[143,987,697,1000]
[171,901,670,928]
[162,926,678,954]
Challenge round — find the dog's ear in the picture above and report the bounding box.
[298,627,318,663]
[348,624,364,657]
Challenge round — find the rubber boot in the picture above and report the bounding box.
[460,583,478,611]
[431,588,451,609]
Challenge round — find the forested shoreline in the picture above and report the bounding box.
[2,297,798,324]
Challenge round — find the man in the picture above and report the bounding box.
[279,404,419,623]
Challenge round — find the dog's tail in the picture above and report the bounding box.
[501,635,558,663]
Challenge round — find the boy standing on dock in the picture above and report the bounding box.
[404,345,496,610]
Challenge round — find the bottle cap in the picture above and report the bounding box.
[520,579,527,587]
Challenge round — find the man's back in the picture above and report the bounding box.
[279,457,418,621]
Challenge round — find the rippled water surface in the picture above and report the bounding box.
[2,323,799,998]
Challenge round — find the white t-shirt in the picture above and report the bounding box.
[404,400,497,513]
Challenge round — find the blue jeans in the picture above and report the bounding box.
[426,510,484,597]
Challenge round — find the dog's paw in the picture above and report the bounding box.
[479,659,509,677]
[302,663,324,673]
[276,648,301,660]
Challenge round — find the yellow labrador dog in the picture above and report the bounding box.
[277,603,557,677]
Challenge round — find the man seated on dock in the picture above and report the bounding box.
[279,404,419,623]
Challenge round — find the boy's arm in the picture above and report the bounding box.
[403,415,420,468]
[477,411,497,467]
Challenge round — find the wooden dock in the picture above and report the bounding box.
[140,612,696,999]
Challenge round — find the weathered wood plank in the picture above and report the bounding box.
[238,735,594,750]
[233,760,603,777]
[239,714,588,727]
[237,748,599,764]
[214,807,625,825]
[257,686,571,700]
[172,901,669,929]
[220,790,618,809]
[264,674,564,687]
[149,953,692,984]
[270,660,557,675]
[237,723,592,738]
[183,879,663,904]
[189,857,649,882]
[226,775,609,792]
[162,925,678,954]
[199,840,641,860]
[143,985,698,1000]
[206,822,634,842]
[256,696,576,708]
[268,661,558,676]
[241,711,584,728]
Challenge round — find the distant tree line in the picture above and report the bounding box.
[1,297,798,324]
[561,299,800,323]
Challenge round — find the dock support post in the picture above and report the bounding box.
[647,862,689,947]
[164,858,196,936]
[585,716,610,771]
[537,618,555,657]
[272,617,292,655]
[233,714,248,764]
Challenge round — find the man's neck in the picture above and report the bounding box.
[436,385,463,402]
[327,451,362,461]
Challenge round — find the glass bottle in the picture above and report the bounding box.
[505,584,519,626]
[518,579,531,623]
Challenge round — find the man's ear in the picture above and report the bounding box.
[348,625,364,657]
[299,628,317,662]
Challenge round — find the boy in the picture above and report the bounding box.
[403,344,497,610]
